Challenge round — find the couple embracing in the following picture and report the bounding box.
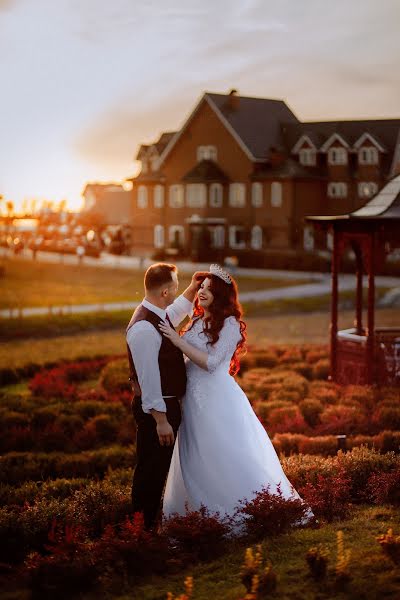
[126,262,314,531]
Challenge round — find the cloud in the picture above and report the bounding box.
[73,88,197,170]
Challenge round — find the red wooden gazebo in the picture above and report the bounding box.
[306,174,400,387]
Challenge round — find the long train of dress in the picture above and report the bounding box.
[162,316,314,526]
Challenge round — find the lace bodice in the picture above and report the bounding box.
[182,315,242,375]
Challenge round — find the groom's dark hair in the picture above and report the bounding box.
[145,263,177,291]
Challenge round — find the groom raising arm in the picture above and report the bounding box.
[126,263,206,529]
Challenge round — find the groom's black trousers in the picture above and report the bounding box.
[131,395,181,529]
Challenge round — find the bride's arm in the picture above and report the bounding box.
[158,316,241,372]
[158,322,209,370]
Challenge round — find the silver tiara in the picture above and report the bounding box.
[209,264,232,284]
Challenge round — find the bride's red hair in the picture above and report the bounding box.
[182,273,247,375]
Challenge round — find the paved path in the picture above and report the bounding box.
[2,275,399,319]
[1,248,399,318]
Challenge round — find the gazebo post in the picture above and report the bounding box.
[330,227,340,381]
[366,233,375,384]
[353,243,363,335]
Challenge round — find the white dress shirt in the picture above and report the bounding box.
[126,295,193,414]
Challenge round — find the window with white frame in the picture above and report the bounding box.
[209,183,223,207]
[299,148,316,166]
[137,185,148,208]
[186,183,207,208]
[358,147,379,165]
[211,225,225,248]
[327,182,348,198]
[251,225,263,250]
[251,182,263,207]
[169,225,184,247]
[271,182,282,207]
[358,181,378,198]
[229,183,246,207]
[197,145,217,162]
[168,184,184,208]
[154,225,164,248]
[303,226,314,251]
[229,225,246,249]
[328,147,348,165]
[153,185,164,208]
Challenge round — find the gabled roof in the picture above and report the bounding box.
[154,131,176,154]
[182,159,230,183]
[283,119,400,156]
[353,132,385,152]
[320,133,350,152]
[158,91,299,166]
[205,93,299,160]
[135,132,177,160]
[291,135,317,154]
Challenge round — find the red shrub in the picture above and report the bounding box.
[299,469,352,522]
[312,359,330,380]
[28,358,112,400]
[372,406,400,432]
[92,512,169,578]
[308,381,339,405]
[267,406,309,435]
[316,405,369,436]
[365,469,400,505]
[162,505,231,561]
[236,483,309,538]
[29,369,76,399]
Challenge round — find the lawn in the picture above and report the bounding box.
[0,256,309,309]
[0,308,398,370]
[111,505,400,600]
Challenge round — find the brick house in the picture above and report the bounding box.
[127,90,400,258]
[82,183,133,226]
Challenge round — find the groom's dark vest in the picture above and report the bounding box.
[126,305,187,398]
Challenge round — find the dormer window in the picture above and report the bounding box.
[358,147,379,165]
[197,145,217,162]
[141,159,148,174]
[328,147,347,165]
[299,148,316,166]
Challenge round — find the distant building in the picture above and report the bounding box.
[82,183,133,226]
[126,90,400,258]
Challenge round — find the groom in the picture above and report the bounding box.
[126,263,206,529]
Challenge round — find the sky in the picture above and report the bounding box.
[1,0,399,212]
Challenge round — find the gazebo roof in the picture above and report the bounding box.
[306,174,400,224]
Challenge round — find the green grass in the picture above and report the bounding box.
[244,288,392,317]
[0,256,309,309]
[80,505,400,600]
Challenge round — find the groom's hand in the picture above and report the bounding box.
[183,271,208,303]
[150,410,175,446]
[191,271,208,290]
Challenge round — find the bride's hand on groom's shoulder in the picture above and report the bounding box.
[158,321,182,347]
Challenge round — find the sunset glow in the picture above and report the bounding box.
[1,0,399,212]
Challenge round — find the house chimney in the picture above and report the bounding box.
[228,88,240,110]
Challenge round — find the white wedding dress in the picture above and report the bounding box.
[162,316,313,525]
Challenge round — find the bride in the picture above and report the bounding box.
[158,264,314,526]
